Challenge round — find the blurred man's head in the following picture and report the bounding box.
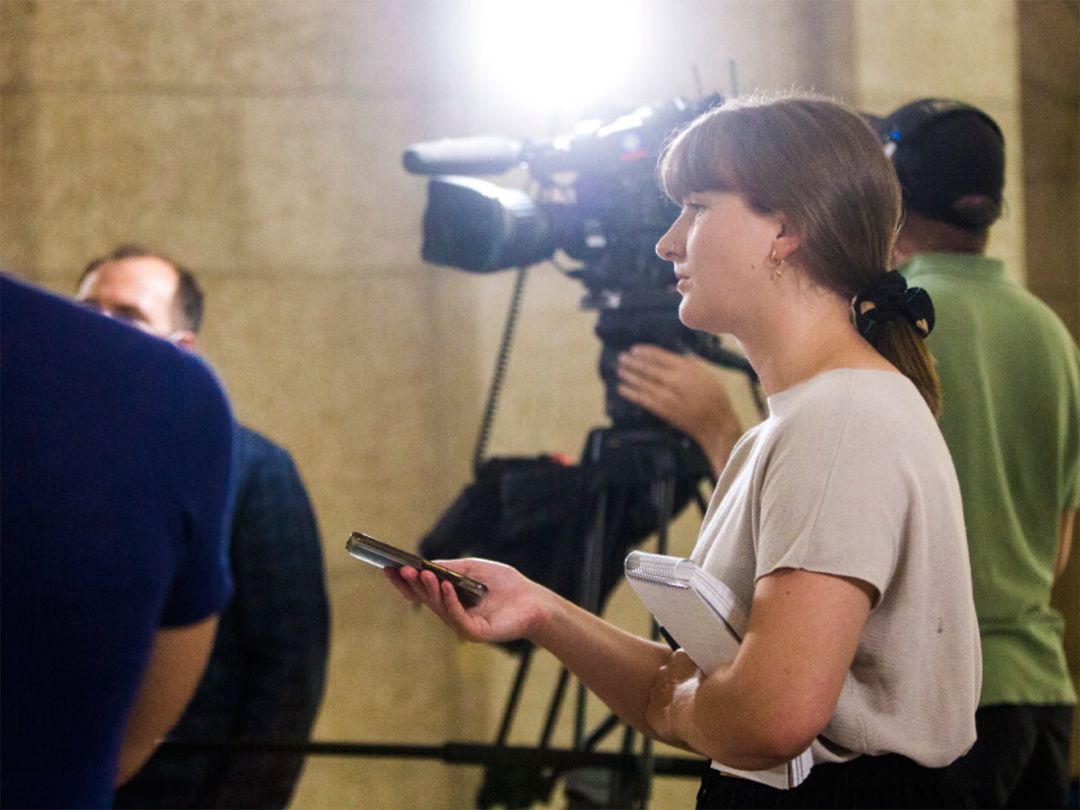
[876,99,1005,262]
[77,245,203,350]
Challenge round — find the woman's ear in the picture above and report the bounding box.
[772,216,801,263]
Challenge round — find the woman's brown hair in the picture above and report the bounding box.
[658,93,941,416]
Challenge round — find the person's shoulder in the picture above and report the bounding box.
[2,274,114,353]
[971,266,1080,359]
[763,370,865,448]
[1017,290,1080,350]
[2,274,228,410]
[235,423,292,461]
[844,369,934,423]
[233,423,304,487]
[775,369,931,437]
[775,368,911,410]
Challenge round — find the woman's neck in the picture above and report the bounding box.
[739,291,895,397]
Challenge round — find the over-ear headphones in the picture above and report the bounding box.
[876,99,1005,231]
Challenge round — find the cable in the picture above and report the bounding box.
[472,265,530,475]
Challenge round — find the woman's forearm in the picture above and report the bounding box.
[528,594,674,735]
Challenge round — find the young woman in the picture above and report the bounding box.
[387,95,981,808]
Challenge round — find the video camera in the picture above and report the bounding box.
[402,92,753,426]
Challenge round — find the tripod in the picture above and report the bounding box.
[475,423,713,809]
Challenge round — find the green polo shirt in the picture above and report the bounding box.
[902,253,1079,706]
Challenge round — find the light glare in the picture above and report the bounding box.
[475,0,644,112]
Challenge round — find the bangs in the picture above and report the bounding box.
[657,111,740,202]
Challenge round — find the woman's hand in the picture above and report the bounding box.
[616,344,743,473]
[645,649,703,749]
[388,558,685,742]
[385,558,550,645]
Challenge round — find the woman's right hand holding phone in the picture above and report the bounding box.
[386,558,552,646]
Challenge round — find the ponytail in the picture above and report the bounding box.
[850,270,942,416]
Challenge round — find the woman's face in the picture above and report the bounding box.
[656,190,780,335]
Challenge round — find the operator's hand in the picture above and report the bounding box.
[386,558,552,645]
[616,344,743,473]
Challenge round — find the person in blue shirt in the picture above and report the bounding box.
[1,274,236,809]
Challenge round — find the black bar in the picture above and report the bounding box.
[158,739,706,777]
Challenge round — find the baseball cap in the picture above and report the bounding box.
[876,99,1005,231]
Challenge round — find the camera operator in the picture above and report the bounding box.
[385,93,981,809]
[879,99,1079,810]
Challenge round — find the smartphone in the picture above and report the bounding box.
[345,532,488,606]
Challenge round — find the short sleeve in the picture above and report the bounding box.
[755,375,917,601]
[159,355,235,626]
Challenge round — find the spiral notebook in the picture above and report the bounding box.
[624,551,813,790]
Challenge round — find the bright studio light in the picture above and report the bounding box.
[474,0,644,112]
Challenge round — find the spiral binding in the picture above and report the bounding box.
[624,551,690,588]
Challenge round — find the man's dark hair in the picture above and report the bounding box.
[81,244,204,333]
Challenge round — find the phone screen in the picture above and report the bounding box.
[345,532,488,606]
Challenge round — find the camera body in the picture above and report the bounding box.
[403,94,723,282]
[403,93,749,425]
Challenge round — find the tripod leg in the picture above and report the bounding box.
[629,472,679,808]
[494,645,534,745]
[575,480,611,747]
[477,646,566,809]
[541,667,571,748]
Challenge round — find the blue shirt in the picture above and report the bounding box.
[113,425,329,810]
[1,275,235,808]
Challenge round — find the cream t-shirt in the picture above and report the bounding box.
[693,368,981,768]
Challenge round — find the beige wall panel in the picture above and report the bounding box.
[416,1,855,141]
[236,96,427,274]
[22,0,351,88]
[0,91,38,277]
[8,90,245,276]
[197,272,475,546]
[1019,0,1080,97]
[1018,0,1080,779]
[0,3,36,278]
[854,0,1025,279]
[1017,1,1080,335]
[1024,179,1080,328]
[0,1,33,85]
[198,267,490,809]
[295,575,481,809]
[856,0,1018,108]
[340,0,435,91]
[628,0,854,102]
[296,756,472,810]
[1019,95,1079,188]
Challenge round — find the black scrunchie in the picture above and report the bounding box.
[850,269,935,345]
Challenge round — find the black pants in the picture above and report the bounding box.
[945,704,1074,809]
[697,753,968,809]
